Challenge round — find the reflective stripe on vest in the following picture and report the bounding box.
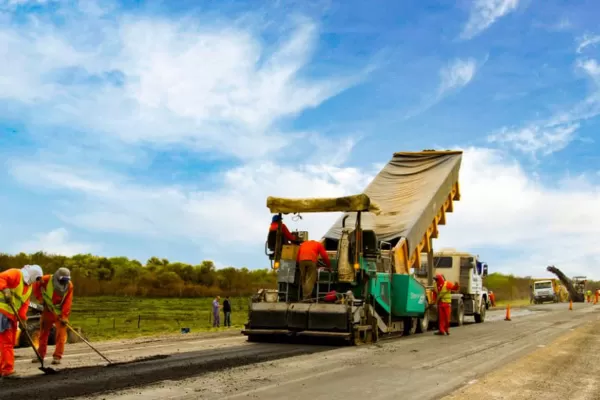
[42,277,66,316]
[0,271,32,316]
[437,282,452,304]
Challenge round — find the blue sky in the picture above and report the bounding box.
[1,0,599,278]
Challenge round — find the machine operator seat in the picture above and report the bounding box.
[362,230,379,258]
[266,230,277,260]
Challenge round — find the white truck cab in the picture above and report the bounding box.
[418,248,489,325]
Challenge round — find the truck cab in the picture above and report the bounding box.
[418,248,488,324]
[532,279,558,304]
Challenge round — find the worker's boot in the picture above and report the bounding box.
[51,357,61,365]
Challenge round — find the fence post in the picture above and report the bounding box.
[138,315,141,329]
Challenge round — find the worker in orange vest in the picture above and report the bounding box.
[32,268,73,365]
[0,265,43,378]
[433,273,459,336]
[297,240,331,301]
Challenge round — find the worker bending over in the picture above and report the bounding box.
[433,273,459,336]
[33,268,73,365]
[297,240,331,301]
[0,265,43,378]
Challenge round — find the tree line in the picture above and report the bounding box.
[0,252,277,297]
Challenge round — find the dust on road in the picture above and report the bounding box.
[444,314,600,400]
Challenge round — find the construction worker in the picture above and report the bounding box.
[433,273,459,336]
[0,264,43,378]
[297,240,331,301]
[32,268,73,365]
[269,215,300,245]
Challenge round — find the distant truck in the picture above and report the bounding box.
[531,278,567,304]
[417,248,489,325]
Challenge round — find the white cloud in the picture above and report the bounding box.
[460,0,519,40]
[438,58,477,95]
[576,33,600,54]
[17,228,96,256]
[8,159,376,248]
[0,6,366,160]
[488,56,600,157]
[435,148,600,277]
[487,123,579,157]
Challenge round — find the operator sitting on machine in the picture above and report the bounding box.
[269,215,301,245]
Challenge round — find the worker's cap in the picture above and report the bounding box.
[272,215,282,223]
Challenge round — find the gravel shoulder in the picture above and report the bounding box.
[442,311,600,400]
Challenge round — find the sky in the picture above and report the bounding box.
[1,0,599,278]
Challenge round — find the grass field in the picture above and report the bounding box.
[69,296,251,340]
[67,295,535,341]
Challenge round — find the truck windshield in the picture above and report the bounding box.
[433,257,453,268]
[534,282,552,289]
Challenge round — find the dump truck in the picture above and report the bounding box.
[416,249,489,324]
[242,150,463,344]
[530,278,567,304]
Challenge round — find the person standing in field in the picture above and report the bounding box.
[212,296,220,328]
[32,268,73,365]
[223,296,231,327]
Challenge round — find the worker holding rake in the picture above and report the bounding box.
[32,268,73,365]
[0,264,43,378]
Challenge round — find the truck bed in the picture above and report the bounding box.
[323,150,462,272]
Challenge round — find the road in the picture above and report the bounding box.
[1,302,597,400]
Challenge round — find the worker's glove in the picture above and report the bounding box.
[59,318,68,326]
[2,288,11,301]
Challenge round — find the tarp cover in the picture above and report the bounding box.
[267,194,381,215]
[323,151,462,260]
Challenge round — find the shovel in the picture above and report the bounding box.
[8,300,58,375]
[64,321,113,365]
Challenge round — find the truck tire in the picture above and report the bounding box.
[416,310,429,333]
[474,301,486,323]
[451,300,465,327]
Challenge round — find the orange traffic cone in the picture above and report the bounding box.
[569,299,573,310]
[504,304,511,321]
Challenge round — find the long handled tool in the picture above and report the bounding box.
[64,321,112,365]
[8,300,58,374]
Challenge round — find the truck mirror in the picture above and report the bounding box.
[483,264,488,277]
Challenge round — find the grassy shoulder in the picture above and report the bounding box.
[69,296,250,341]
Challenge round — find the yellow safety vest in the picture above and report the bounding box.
[42,277,67,316]
[436,282,452,304]
[0,271,32,317]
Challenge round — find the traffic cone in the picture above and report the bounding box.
[569,299,573,310]
[504,304,511,321]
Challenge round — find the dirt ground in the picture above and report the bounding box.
[443,314,600,400]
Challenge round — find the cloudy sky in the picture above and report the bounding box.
[1,0,599,278]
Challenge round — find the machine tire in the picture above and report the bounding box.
[416,310,429,334]
[474,301,486,323]
[403,317,417,336]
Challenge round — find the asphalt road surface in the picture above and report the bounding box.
[2,302,597,400]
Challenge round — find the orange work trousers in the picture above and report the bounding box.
[0,321,17,376]
[438,303,451,334]
[38,311,67,359]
